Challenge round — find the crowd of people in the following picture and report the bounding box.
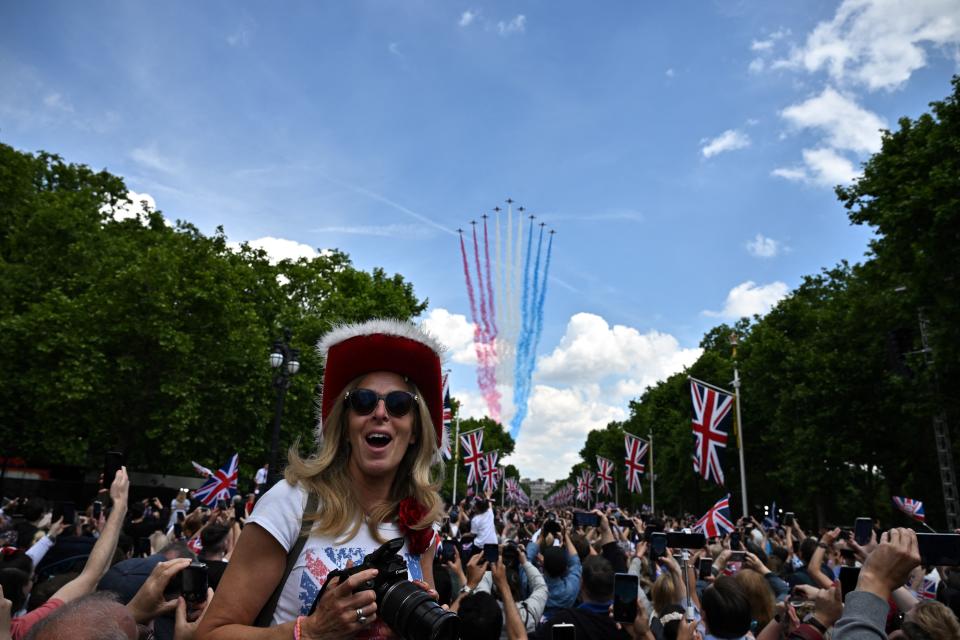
[2,318,959,640]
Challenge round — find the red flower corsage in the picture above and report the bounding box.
[397,497,433,554]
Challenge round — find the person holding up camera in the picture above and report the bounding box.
[197,320,449,639]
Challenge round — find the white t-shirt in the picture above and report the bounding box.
[246,480,428,635]
[471,507,497,546]
[255,467,269,485]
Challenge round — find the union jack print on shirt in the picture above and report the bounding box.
[192,453,239,506]
[596,456,614,496]
[893,496,925,522]
[690,379,733,486]
[624,433,648,494]
[460,428,484,487]
[694,494,735,539]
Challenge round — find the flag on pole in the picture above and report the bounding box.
[892,496,926,522]
[690,378,733,486]
[460,428,484,487]
[479,451,500,493]
[624,433,649,494]
[440,374,453,461]
[596,456,614,496]
[191,460,214,478]
[694,494,735,538]
[193,453,239,506]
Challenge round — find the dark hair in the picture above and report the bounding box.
[660,604,685,640]
[128,502,145,519]
[581,556,614,602]
[473,497,489,514]
[22,502,45,523]
[199,524,230,558]
[569,533,590,561]
[458,592,503,640]
[1,548,34,574]
[701,577,752,639]
[799,537,819,565]
[159,541,196,560]
[542,547,567,579]
[0,568,31,613]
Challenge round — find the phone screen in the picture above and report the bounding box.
[784,512,795,526]
[854,518,872,546]
[839,566,860,599]
[729,551,746,562]
[613,573,639,623]
[552,623,576,639]
[92,500,102,520]
[573,512,600,528]
[699,557,713,579]
[729,532,741,550]
[103,451,124,488]
[667,531,707,549]
[53,501,76,526]
[917,533,960,566]
[483,543,499,565]
[651,532,667,557]
[442,540,457,563]
[181,563,209,603]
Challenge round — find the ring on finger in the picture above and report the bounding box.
[356,608,366,623]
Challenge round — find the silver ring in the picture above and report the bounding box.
[356,608,365,623]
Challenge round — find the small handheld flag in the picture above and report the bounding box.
[694,494,735,538]
[892,496,925,522]
[193,454,239,507]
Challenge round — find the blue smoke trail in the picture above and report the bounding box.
[532,232,553,365]
[511,222,545,439]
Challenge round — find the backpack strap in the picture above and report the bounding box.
[254,491,320,627]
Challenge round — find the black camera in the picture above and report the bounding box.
[309,538,459,640]
[164,561,208,604]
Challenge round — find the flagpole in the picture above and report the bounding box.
[731,334,749,519]
[501,467,505,508]
[452,417,461,505]
[649,431,655,515]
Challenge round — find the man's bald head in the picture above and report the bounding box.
[24,591,137,640]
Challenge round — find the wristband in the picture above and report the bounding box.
[294,615,304,640]
[803,614,828,634]
[459,585,475,596]
[817,542,829,549]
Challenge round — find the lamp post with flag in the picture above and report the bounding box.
[730,332,748,518]
[268,328,300,487]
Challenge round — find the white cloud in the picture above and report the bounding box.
[772,147,860,186]
[130,144,181,175]
[774,0,960,91]
[700,129,751,158]
[665,68,675,77]
[746,233,780,258]
[751,39,774,52]
[310,223,435,238]
[459,9,479,27]
[780,87,886,154]
[748,58,765,74]
[232,237,319,264]
[703,281,789,319]
[100,190,158,223]
[388,42,401,56]
[536,313,702,390]
[497,15,526,36]
[421,308,477,365]
[43,92,73,113]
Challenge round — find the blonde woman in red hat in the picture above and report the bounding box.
[198,319,449,640]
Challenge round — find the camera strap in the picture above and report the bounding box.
[254,491,320,627]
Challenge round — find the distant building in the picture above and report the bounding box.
[522,477,555,503]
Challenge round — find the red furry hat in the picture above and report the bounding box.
[317,319,446,448]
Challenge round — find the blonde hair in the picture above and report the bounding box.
[734,568,775,629]
[286,374,445,544]
[651,572,679,616]
[907,600,960,640]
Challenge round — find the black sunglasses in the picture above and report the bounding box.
[344,388,419,418]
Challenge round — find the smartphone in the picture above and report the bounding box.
[173,522,183,538]
[617,516,633,528]
[502,543,519,566]
[699,557,713,579]
[552,623,576,639]
[182,562,209,603]
[103,451,124,488]
[784,512,795,526]
[53,501,76,526]
[483,543,499,565]
[92,500,103,520]
[729,551,746,562]
[839,566,860,599]
[917,533,960,566]
[666,531,707,549]
[854,518,872,546]
[441,540,457,563]
[613,573,639,623]
[216,498,227,511]
[729,532,741,550]
[573,511,600,528]
[650,532,667,558]
[234,503,244,522]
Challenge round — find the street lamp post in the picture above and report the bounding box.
[268,328,300,487]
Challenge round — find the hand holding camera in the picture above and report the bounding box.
[127,558,199,625]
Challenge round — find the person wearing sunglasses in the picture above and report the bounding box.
[197,319,448,640]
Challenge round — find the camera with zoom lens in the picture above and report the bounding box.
[309,537,459,640]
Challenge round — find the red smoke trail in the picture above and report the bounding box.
[483,217,498,337]
[459,233,479,327]
[461,231,501,420]
[471,225,492,342]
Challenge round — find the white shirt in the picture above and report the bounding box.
[255,467,268,485]
[246,480,428,634]
[471,506,498,546]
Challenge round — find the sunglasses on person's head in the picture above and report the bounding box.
[344,388,419,417]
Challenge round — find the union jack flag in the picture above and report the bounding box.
[577,469,594,503]
[690,378,733,486]
[694,494,735,539]
[440,374,453,461]
[624,433,648,494]
[479,451,500,494]
[596,456,614,496]
[191,460,214,478]
[193,453,239,507]
[460,428,484,487]
[892,496,925,522]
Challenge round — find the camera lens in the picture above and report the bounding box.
[379,580,459,640]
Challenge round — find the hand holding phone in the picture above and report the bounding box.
[613,573,639,623]
[483,543,500,565]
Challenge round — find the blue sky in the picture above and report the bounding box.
[2,0,958,480]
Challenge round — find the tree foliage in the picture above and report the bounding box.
[0,143,426,481]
